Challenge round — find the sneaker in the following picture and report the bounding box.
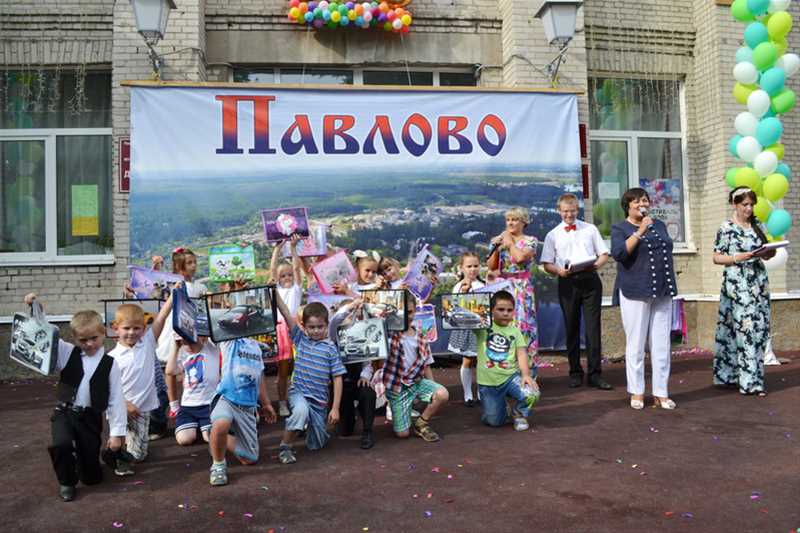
[413,417,440,442]
[58,484,76,502]
[148,432,165,441]
[513,417,530,432]
[278,401,290,417]
[278,444,297,464]
[360,431,375,450]
[209,463,228,486]
[114,460,134,477]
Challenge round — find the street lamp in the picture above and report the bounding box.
[129,0,176,79]
[534,0,583,86]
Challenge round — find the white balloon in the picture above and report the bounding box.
[768,0,792,14]
[735,111,759,136]
[734,62,759,85]
[737,136,763,162]
[754,150,779,177]
[747,90,772,117]
[763,247,789,271]
[776,53,800,78]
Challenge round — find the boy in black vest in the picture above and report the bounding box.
[24,294,128,502]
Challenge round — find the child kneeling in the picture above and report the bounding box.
[383,294,448,442]
[475,290,540,431]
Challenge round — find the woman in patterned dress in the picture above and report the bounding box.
[487,207,538,357]
[712,186,775,396]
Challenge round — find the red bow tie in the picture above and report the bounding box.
[565,224,577,232]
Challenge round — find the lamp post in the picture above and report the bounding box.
[129,0,176,79]
[534,0,583,86]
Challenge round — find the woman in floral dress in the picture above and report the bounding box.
[712,186,776,396]
[487,207,538,356]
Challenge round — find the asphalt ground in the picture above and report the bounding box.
[0,352,798,533]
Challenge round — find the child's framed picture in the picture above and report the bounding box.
[102,299,163,338]
[360,289,407,331]
[310,250,357,294]
[307,288,351,314]
[208,245,257,283]
[10,302,59,376]
[414,304,438,343]
[440,292,491,331]
[403,245,443,302]
[172,286,198,343]
[281,224,328,258]
[204,285,277,343]
[261,206,310,243]
[192,297,211,337]
[336,318,389,365]
[128,266,183,300]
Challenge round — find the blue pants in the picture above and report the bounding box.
[478,373,537,427]
[286,391,330,451]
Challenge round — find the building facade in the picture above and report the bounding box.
[1,0,799,363]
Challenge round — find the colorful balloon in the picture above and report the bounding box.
[776,53,800,77]
[767,10,792,38]
[744,22,769,48]
[754,150,779,176]
[766,208,792,236]
[730,135,744,157]
[747,0,770,15]
[765,142,785,160]
[752,41,778,70]
[737,136,763,162]
[726,167,740,188]
[763,172,790,200]
[754,196,773,222]
[771,88,796,113]
[747,89,772,116]
[735,167,761,189]
[735,111,760,136]
[768,0,792,14]
[734,82,758,104]
[755,116,783,146]
[775,162,792,179]
[732,0,757,22]
[759,66,785,95]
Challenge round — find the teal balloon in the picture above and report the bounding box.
[776,162,792,180]
[747,0,769,16]
[729,135,744,156]
[736,46,754,63]
[756,117,783,146]
[764,108,776,118]
[744,22,769,48]
[760,67,785,96]
[766,208,792,236]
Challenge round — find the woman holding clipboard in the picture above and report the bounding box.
[712,186,778,396]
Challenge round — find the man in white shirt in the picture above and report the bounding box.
[24,293,128,503]
[540,194,612,390]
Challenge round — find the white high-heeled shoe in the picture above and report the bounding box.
[630,397,644,410]
[653,397,677,410]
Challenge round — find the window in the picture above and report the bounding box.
[0,69,113,264]
[588,78,688,245]
[233,67,476,87]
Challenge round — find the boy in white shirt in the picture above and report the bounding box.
[166,334,221,445]
[540,193,612,390]
[108,292,174,469]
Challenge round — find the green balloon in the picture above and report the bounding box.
[731,0,755,22]
[753,42,778,70]
[771,88,796,114]
[735,167,760,190]
[726,168,739,188]
[767,11,792,39]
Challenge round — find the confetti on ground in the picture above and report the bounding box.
[650,427,659,433]
[112,522,123,528]
[457,464,463,468]
[640,472,647,476]
[426,492,433,499]
[244,513,253,518]
[363,528,369,531]
[424,511,432,517]
[447,475,453,479]
[431,467,441,473]
[178,504,184,509]
[751,492,761,500]
[632,464,638,469]
[681,512,694,519]
[218,511,225,517]
[616,458,623,464]
[408,464,416,471]
[260,486,269,492]
[712,436,719,441]
[132,480,144,485]
[760,508,769,514]
[664,512,674,518]
[786,433,792,439]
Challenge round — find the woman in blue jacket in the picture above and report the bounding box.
[611,188,677,411]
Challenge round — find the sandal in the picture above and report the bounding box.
[413,417,441,442]
[653,397,677,410]
[630,397,644,410]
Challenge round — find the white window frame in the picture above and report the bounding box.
[588,84,694,252]
[0,127,115,266]
[231,67,477,87]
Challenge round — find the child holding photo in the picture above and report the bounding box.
[378,256,404,289]
[271,235,305,418]
[447,252,486,407]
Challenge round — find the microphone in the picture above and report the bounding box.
[487,241,501,258]
[639,207,653,230]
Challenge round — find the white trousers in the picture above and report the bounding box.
[619,292,672,397]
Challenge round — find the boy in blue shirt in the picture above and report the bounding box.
[208,336,277,486]
[274,292,346,464]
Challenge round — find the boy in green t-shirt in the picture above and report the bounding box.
[474,290,540,431]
